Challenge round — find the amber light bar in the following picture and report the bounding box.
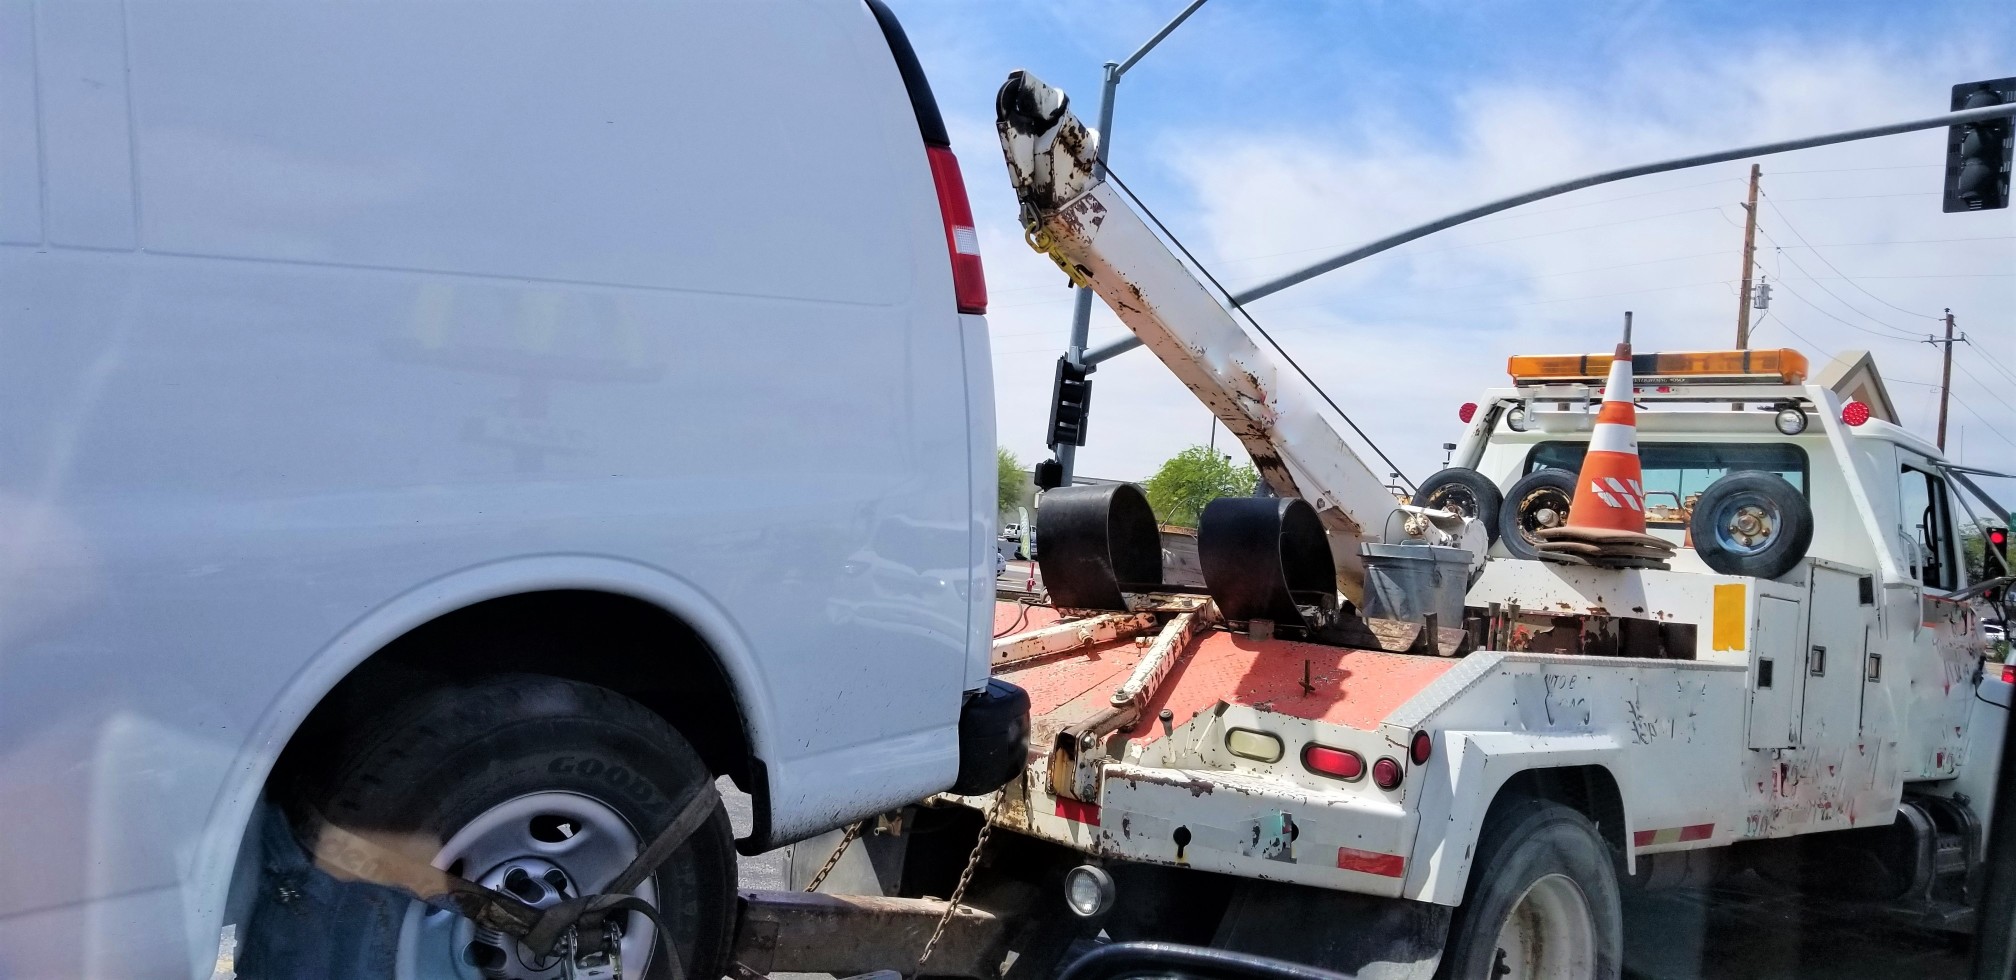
[1508,348,1808,385]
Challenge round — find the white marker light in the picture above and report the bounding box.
[1063,865,1116,918]
[1774,407,1808,435]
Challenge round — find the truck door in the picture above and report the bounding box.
[1748,594,1807,749]
[1803,563,1874,748]
[1890,459,1976,779]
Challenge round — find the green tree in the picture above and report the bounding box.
[997,447,1024,517]
[1143,445,1258,528]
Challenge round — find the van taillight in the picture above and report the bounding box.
[2002,663,2013,685]
[926,145,987,315]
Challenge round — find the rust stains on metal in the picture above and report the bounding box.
[733,890,1010,979]
[1115,768,1217,797]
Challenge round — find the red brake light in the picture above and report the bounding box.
[926,145,987,315]
[1841,401,1871,427]
[1458,403,1478,423]
[2002,664,2013,685]
[1302,744,1365,781]
[1372,757,1404,790]
[1410,731,1432,766]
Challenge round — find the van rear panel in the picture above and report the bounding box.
[0,0,986,971]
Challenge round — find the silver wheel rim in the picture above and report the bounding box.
[394,791,658,980]
[1491,873,1597,980]
[1711,491,1780,555]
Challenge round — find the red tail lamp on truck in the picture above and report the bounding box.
[1303,744,1365,781]
[1372,757,1404,790]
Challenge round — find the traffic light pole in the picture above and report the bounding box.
[1228,102,2016,307]
[1079,102,2015,377]
[1052,0,1209,488]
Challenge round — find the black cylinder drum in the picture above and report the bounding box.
[1199,497,1337,627]
[1036,484,1163,610]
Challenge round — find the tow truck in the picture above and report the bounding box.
[747,74,2016,980]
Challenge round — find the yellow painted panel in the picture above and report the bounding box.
[1711,583,1747,651]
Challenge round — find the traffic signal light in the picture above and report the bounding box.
[1033,457,1064,491]
[1983,524,2010,584]
[1943,78,2014,213]
[1046,356,1093,448]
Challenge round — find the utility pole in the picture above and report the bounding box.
[1936,309,1957,450]
[1735,163,1762,348]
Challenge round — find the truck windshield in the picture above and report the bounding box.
[1526,441,1809,525]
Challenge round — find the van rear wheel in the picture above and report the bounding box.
[289,674,736,980]
[1436,798,1621,980]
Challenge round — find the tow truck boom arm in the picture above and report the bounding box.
[997,72,1465,599]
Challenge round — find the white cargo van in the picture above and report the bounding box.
[0,1,1020,977]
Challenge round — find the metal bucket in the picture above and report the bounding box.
[1359,543,1472,626]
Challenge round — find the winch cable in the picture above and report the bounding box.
[1102,164,1416,493]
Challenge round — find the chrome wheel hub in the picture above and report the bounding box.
[395,792,658,980]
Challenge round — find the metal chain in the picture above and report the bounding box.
[917,790,1006,972]
[802,821,863,893]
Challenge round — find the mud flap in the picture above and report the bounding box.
[1210,879,1449,980]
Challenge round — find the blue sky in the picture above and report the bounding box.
[893,0,2016,486]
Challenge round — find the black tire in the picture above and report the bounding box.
[1437,797,1622,980]
[1689,470,1813,580]
[1416,467,1505,543]
[1499,469,1578,561]
[290,674,736,980]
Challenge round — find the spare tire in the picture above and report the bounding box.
[1499,469,1577,561]
[1691,470,1813,579]
[1414,466,1505,543]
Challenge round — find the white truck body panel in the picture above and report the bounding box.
[0,2,993,975]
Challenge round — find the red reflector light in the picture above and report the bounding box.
[1372,757,1403,790]
[1458,402,1477,423]
[2002,664,2013,685]
[1410,731,1432,766]
[1302,744,1365,781]
[926,145,987,315]
[1841,400,1871,427]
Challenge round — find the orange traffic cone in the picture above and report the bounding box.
[1567,340,1649,534]
[1535,316,1676,569]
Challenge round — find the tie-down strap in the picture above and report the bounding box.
[302,779,722,978]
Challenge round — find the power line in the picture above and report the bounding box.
[1776,234,2016,248]
[1953,357,2016,418]
[1767,164,1943,175]
[1758,188,1943,321]
[1749,309,1833,358]
[1766,271,1926,343]
[1755,224,1926,339]
[1767,192,1941,203]
[1756,233,1926,338]
[1949,393,2016,452]
[1971,345,2016,387]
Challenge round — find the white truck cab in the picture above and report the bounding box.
[0,2,1025,977]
